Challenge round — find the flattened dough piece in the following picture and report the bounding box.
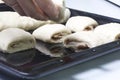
[0,11,54,31]
[66,16,98,32]
[0,28,36,53]
[63,31,103,52]
[32,24,71,43]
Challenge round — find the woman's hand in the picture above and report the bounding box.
[3,0,63,20]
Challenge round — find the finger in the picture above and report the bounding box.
[35,0,60,20]
[3,0,18,6]
[2,0,26,16]
[16,0,48,20]
[12,3,26,16]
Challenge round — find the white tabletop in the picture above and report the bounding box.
[65,0,120,20]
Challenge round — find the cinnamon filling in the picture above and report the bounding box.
[65,39,80,45]
[52,33,63,40]
[77,44,89,50]
[115,34,120,40]
[84,25,97,31]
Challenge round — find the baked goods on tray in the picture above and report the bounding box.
[65,16,98,32]
[32,24,71,43]
[94,23,120,44]
[0,11,54,31]
[0,28,36,53]
[63,31,103,52]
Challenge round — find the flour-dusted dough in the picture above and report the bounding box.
[0,28,36,53]
[0,11,54,31]
[94,23,120,44]
[32,24,71,43]
[57,8,71,23]
[52,0,71,23]
[19,16,54,31]
[63,31,103,52]
[66,16,98,32]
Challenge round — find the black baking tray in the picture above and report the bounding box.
[1,3,120,79]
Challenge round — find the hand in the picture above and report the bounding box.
[3,0,64,21]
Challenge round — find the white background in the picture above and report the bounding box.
[65,0,120,19]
